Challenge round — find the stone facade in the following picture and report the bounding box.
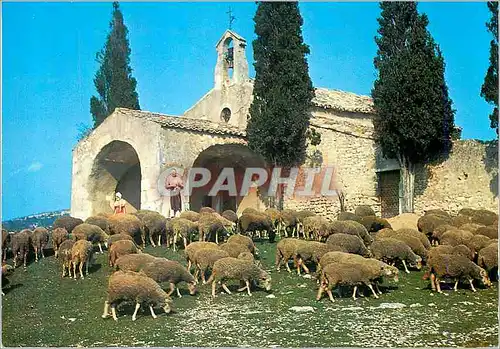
[71,30,498,221]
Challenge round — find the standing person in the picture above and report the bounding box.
[165,169,184,217]
[110,192,127,214]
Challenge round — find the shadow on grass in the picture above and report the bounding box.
[2,283,23,295]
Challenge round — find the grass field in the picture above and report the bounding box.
[2,240,498,348]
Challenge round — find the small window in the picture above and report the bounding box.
[221,108,231,122]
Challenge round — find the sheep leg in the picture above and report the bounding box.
[211,281,217,298]
[73,262,77,279]
[454,280,459,291]
[149,305,157,319]
[327,289,335,303]
[374,283,383,295]
[402,260,410,274]
[132,302,141,321]
[368,284,380,299]
[62,264,66,278]
[183,237,188,250]
[35,247,39,263]
[167,283,176,297]
[201,271,207,285]
[102,301,110,318]
[173,234,177,252]
[79,262,84,279]
[285,260,292,273]
[316,286,325,301]
[149,235,156,248]
[469,279,477,292]
[436,278,443,293]
[176,287,182,298]
[187,259,192,272]
[215,231,219,244]
[96,243,102,254]
[23,251,28,268]
[352,286,358,300]
[41,248,45,258]
[430,273,437,291]
[245,280,252,296]
[111,305,118,321]
[222,283,232,294]
[295,257,301,275]
[301,261,310,274]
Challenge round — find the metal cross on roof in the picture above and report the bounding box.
[227,7,236,30]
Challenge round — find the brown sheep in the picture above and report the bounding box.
[440,229,474,247]
[53,216,84,234]
[102,270,173,321]
[375,230,427,261]
[108,214,146,248]
[134,211,168,247]
[466,235,493,257]
[470,209,498,226]
[108,240,141,267]
[275,238,306,272]
[355,205,376,217]
[227,234,257,254]
[58,240,76,277]
[192,248,230,283]
[460,223,484,234]
[360,216,392,234]
[171,218,198,251]
[114,253,161,272]
[417,214,451,237]
[140,259,197,298]
[184,241,220,272]
[451,214,473,228]
[337,212,364,224]
[293,241,341,275]
[370,238,422,273]
[71,240,95,279]
[475,226,498,239]
[326,233,371,258]
[395,228,431,249]
[2,229,9,263]
[107,233,135,248]
[52,227,69,258]
[477,244,498,281]
[427,244,474,262]
[84,216,110,234]
[11,230,31,269]
[220,242,251,258]
[198,213,232,243]
[179,210,200,222]
[222,210,238,224]
[31,227,50,262]
[199,206,216,214]
[431,224,457,245]
[279,209,299,237]
[72,223,110,253]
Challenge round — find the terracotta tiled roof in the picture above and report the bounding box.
[114,108,246,137]
[312,88,375,114]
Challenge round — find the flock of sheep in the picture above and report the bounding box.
[1,204,498,321]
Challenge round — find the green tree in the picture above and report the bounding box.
[247,2,315,208]
[372,2,455,213]
[90,2,140,128]
[481,1,498,134]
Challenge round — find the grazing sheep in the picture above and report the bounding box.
[108,214,146,248]
[165,219,174,248]
[199,207,216,214]
[227,234,257,254]
[222,210,238,224]
[242,207,260,215]
[296,210,317,235]
[53,216,84,234]
[451,214,473,228]
[2,230,10,262]
[51,227,69,258]
[58,240,76,277]
[440,229,474,247]
[279,209,299,237]
[477,244,498,281]
[475,226,498,239]
[370,238,422,273]
[115,253,163,273]
[470,209,498,226]
[361,216,392,233]
[198,213,232,243]
[375,230,427,261]
[328,220,373,246]
[107,233,135,248]
[303,215,330,241]
[458,208,477,217]
[2,263,14,295]
[184,241,220,272]
[337,212,364,224]
[355,205,375,217]
[264,208,282,234]
[395,228,431,249]
[238,213,274,241]
[431,224,457,245]
[293,241,340,275]
[84,216,110,234]
[207,257,272,297]
[102,270,173,321]
[31,227,49,262]
[326,234,371,258]
[466,235,493,257]
[135,211,168,247]
[71,240,95,279]
[237,252,255,262]
[275,238,306,272]
[11,230,31,269]
[424,253,492,293]
[180,210,201,222]
[427,244,474,262]
[108,240,141,267]
[417,214,451,236]
[460,223,484,234]
[141,259,197,298]
[424,209,450,218]
[192,248,230,283]
[220,242,251,258]
[170,217,198,251]
[72,223,110,253]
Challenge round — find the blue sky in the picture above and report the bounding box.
[2,1,497,220]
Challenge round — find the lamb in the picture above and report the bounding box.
[108,240,141,267]
[108,214,146,248]
[11,230,31,269]
[102,270,173,321]
[140,259,197,297]
[72,223,110,253]
[71,240,95,279]
[238,213,274,241]
[424,253,492,293]
[355,205,376,217]
[220,242,251,258]
[222,210,238,224]
[58,240,76,277]
[326,233,371,258]
[427,244,474,262]
[477,244,498,281]
[171,217,198,251]
[207,257,272,297]
[440,229,474,247]
[180,210,201,222]
[370,238,422,273]
[114,253,162,272]
[134,211,168,247]
[31,227,49,262]
[227,234,257,254]
[107,233,135,248]
[51,227,69,258]
[84,216,110,234]
[184,241,220,272]
[375,230,427,261]
[192,248,230,283]
[53,216,84,234]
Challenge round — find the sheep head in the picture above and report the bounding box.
[162,296,174,314]
[188,281,197,295]
[258,270,272,291]
[478,267,492,287]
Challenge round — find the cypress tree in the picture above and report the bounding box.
[247,2,314,207]
[90,2,140,128]
[481,1,498,134]
[371,2,455,213]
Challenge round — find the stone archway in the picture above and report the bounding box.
[88,140,142,215]
[189,143,268,214]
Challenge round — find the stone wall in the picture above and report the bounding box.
[413,140,498,215]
